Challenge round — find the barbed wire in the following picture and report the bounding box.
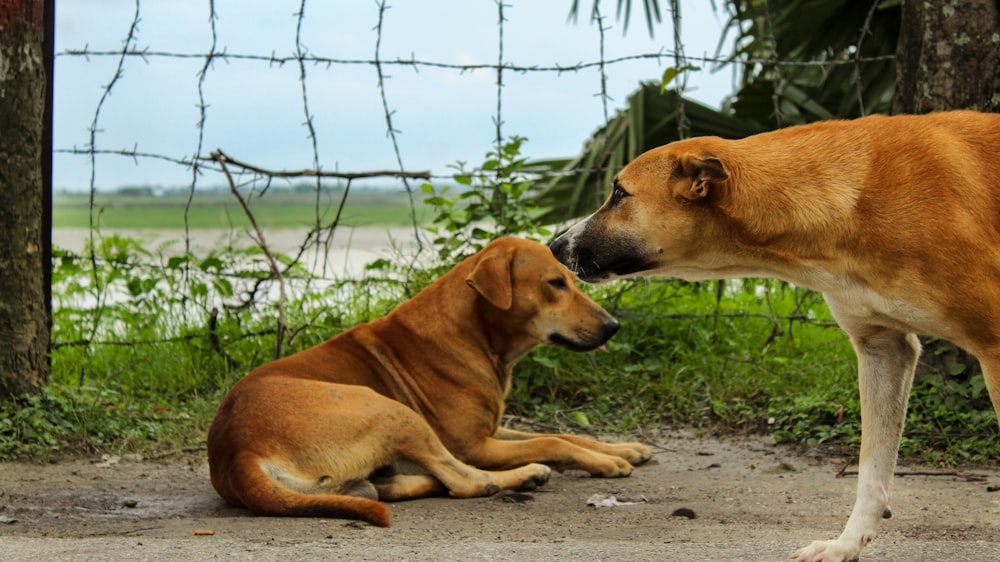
[55,147,433,180]
[669,0,689,138]
[181,0,219,310]
[761,0,783,125]
[374,0,424,264]
[854,0,882,117]
[57,6,896,194]
[57,47,895,71]
[58,3,897,192]
[589,2,614,211]
[54,0,889,358]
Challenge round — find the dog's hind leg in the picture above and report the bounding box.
[368,462,447,500]
[791,322,920,562]
[373,473,446,501]
[977,353,1000,424]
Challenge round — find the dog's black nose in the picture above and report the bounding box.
[549,236,569,261]
[602,317,621,340]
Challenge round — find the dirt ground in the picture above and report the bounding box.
[3,429,1000,561]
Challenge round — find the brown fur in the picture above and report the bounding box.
[207,237,652,527]
[550,110,1000,561]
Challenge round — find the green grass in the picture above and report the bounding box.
[53,191,430,229]
[5,190,997,464]
[5,239,998,464]
[510,280,857,430]
[52,205,425,229]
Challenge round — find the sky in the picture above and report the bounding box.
[53,1,735,191]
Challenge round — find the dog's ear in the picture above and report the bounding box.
[676,153,728,200]
[466,248,513,310]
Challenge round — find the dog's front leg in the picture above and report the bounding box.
[464,436,636,477]
[493,427,653,466]
[792,322,919,562]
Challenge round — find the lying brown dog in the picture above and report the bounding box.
[207,236,652,526]
[550,110,1000,562]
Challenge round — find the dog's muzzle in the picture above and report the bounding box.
[551,233,611,281]
[549,235,576,269]
[549,317,620,352]
[551,234,653,283]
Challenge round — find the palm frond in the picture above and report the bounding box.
[722,0,900,124]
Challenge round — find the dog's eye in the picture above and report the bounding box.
[609,180,630,207]
[547,278,569,290]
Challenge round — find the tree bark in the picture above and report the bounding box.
[0,0,52,399]
[894,0,1000,114]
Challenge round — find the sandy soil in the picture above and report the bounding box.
[3,430,1000,561]
[52,226,423,278]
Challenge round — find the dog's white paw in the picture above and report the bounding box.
[789,539,862,562]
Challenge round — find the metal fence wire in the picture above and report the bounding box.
[52,0,881,357]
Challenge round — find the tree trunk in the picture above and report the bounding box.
[0,0,52,399]
[894,0,1000,114]
[893,0,1000,379]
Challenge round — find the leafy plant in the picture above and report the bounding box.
[0,386,169,458]
[531,87,765,224]
[8,133,1000,466]
[421,136,552,265]
[768,391,860,449]
[902,372,1000,464]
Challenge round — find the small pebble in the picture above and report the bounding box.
[671,507,697,519]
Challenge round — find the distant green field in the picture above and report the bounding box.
[53,191,429,229]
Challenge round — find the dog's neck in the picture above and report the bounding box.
[686,130,873,288]
[385,260,530,377]
[719,129,866,242]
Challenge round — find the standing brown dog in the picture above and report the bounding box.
[550,110,1000,562]
[208,237,652,527]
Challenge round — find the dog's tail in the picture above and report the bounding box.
[216,455,391,527]
[256,490,391,527]
[249,487,391,527]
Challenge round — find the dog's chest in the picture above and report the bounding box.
[823,280,946,338]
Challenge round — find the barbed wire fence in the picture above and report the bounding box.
[51,0,883,370]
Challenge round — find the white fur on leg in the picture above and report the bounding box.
[789,322,918,562]
[789,462,888,561]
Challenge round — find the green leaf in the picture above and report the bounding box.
[166,256,188,269]
[659,64,700,94]
[213,278,233,298]
[364,258,392,271]
[126,278,143,297]
[531,354,558,368]
[199,256,224,272]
